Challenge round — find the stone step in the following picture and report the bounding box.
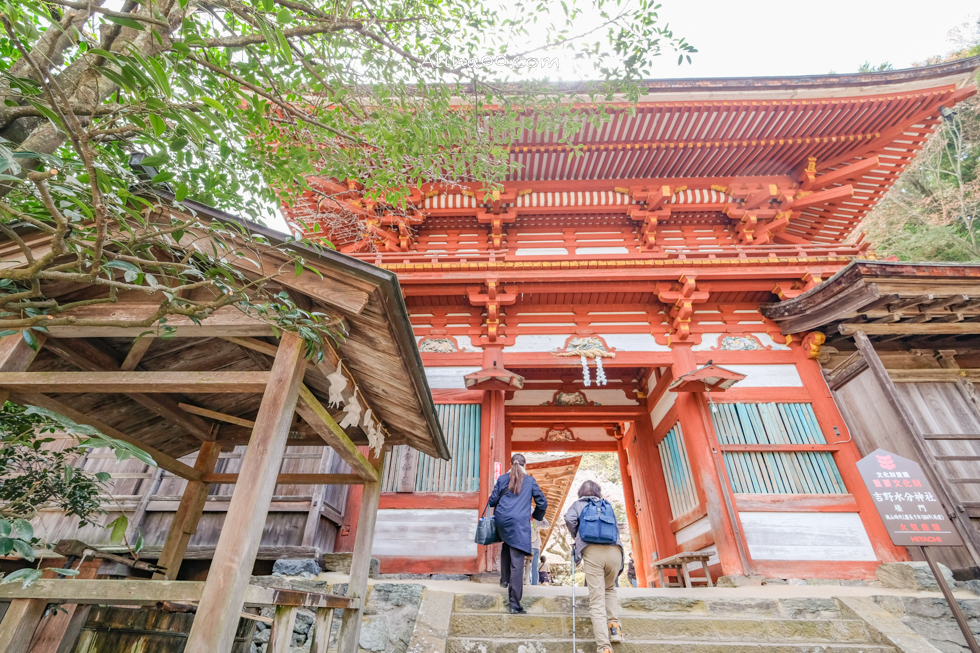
[448,613,876,643]
[452,594,848,620]
[446,638,896,653]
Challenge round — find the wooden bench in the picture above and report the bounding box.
[653,553,714,588]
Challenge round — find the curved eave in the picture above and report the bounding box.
[761,260,980,336]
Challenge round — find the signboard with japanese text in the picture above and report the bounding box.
[856,449,962,547]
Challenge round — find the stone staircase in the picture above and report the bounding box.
[446,593,900,653]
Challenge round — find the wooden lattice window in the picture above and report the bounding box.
[381,404,481,492]
[711,403,846,495]
[658,422,699,518]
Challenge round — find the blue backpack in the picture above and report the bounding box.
[578,497,618,545]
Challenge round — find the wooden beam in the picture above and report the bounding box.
[120,337,155,371]
[44,338,216,441]
[395,446,419,493]
[178,403,256,428]
[296,385,379,482]
[270,606,298,653]
[222,336,386,440]
[888,369,980,383]
[840,322,980,336]
[337,457,383,653]
[10,392,202,481]
[803,157,880,191]
[44,304,275,338]
[0,331,45,405]
[0,579,355,609]
[0,371,270,393]
[184,332,308,653]
[153,442,222,580]
[202,473,366,485]
[0,599,47,653]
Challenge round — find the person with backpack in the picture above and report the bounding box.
[564,480,624,653]
[488,453,548,614]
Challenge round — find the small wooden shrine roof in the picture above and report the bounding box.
[526,456,582,550]
[0,201,449,462]
[761,260,980,345]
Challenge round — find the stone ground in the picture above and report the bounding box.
[252,563,980,653]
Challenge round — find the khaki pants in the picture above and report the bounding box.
[581,544,622,650]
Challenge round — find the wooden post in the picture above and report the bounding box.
[333,447,371,552]
[153,441,223,580]
[184,333,308,653]
[0,331,45,404]
[270,605,298,653]
[310,607,334,653]
[0,600,47,653]
[791,338,908,564]
[670,344,748,576]
[617,437,645,587]
[336,454,384,653]
[853,331,980,563]
[631,415,677,585]
[27,558,102,653]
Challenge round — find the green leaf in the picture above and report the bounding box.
[149,114,166,137]
[0,538,11,556]
[139,153,168,167]
[134,530,144,553]
[21,329,38,351]
[104,15,145,31]
[51,568,80,576]
[12,538,35,560]
[150,172,175,183]
[1,568,43,587]
[174,182,189,202]
[13,519,33,541]
[0,520,9,537]
[108,515,128,543]
[95,472,111,482]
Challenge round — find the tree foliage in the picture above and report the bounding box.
[0,0,694,346]
[0,401,152,586]
[860,25,980,261]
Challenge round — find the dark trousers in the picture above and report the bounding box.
[500,543,526,610]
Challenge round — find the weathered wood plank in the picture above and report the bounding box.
[270,605,298,653]
[185,332,308,653]
[0,331,46,405]
[296,385,378,482]
[9,392,202,481]
[0,580,356,609]
[178,403,256,428]
[120,337,155,371]
[889,369,980,383]
[0,599,47,653]
[310,608,334,653]
[43,304,275,338]
[841,322,980,335]
[337,458,383,653]
[0,371,270,393]
[44,338,216,441]
[202,473,366,485]
[154,442,223,580]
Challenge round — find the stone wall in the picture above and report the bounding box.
[875,595,980,653]
[248,577,424,653]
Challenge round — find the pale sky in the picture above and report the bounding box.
[262,2,979,233]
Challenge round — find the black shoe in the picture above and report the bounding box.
[500,581,509,589]
[509,606,526,614]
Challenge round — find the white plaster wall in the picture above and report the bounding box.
[675,515,710,545]
[722,364,803,387]
[424,366,481,389]
[753,333,791,350]
[649,390,677,430]
[575,246,630,255]
[515,248,568,256]
[508,334,569,353]
[373,509,478,557]
[738,512,876,561]
[602,333,669,352]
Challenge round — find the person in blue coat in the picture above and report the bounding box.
[488,453,548,614]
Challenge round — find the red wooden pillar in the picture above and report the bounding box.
[631,414,676,585]
[333,446,371,552]
[617,435,647,587]
[670,343,747,576]
[791,341,908,563]
[481,347,508,572]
